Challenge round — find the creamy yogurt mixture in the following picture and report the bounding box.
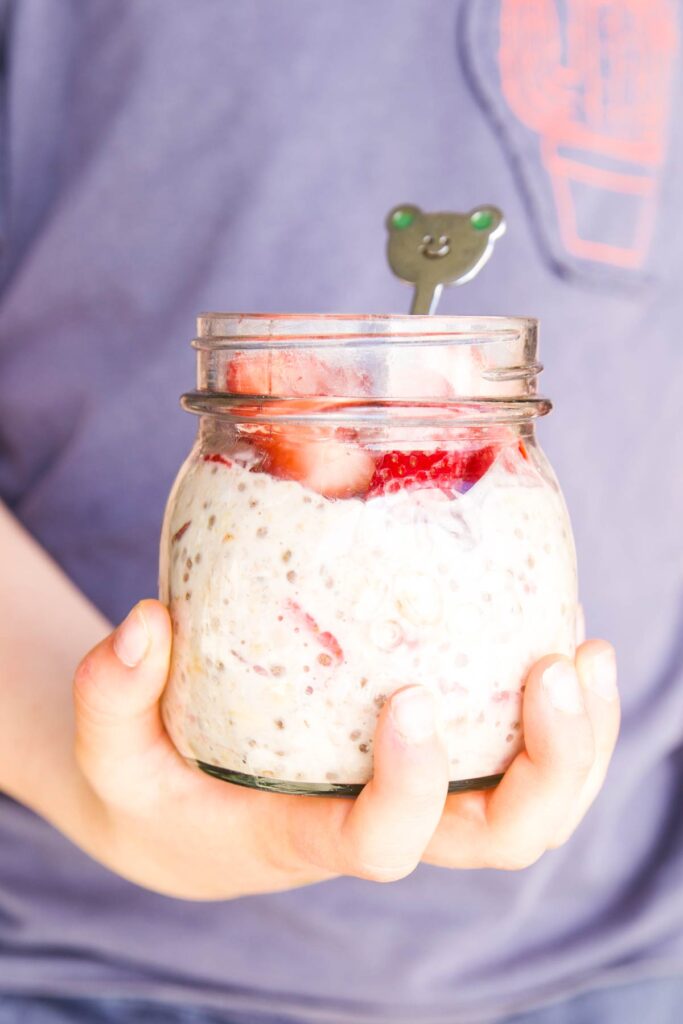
[160,441,577,788]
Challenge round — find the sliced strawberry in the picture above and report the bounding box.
[460,445,498,483]
[262,426,375,498]
[285,599,344,663]
[227,351,368,397]
[203,453,233,467]
[226,389,375,498]
[228,351,316,396]
[366,446,498,499]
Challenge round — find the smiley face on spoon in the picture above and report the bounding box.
[386,204,505,314]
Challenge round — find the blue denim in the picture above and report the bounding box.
[501,975,683,1023]
[0,978,682,1024]
[0,999,228,1024]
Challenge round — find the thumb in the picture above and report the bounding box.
[73,600,172,793]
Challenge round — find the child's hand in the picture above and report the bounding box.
[73,600,618,897]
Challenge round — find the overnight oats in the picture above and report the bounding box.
[159,314,577,795]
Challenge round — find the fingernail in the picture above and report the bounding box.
[391,687,436,744]
[542,660,584,715]
[113,605,150,667]
[583,645,618,702]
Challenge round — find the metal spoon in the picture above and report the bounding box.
[386,204,506,314]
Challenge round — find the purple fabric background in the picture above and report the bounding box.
[0,2,682,1022]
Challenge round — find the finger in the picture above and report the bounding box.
[424,654,596,870]
[287,686,449,882]
[548,639,619,847]
[73,600,173,796]
[483,654,597,866]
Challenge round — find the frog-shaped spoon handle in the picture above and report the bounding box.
[386,205,506,314]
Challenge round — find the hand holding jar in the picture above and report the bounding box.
[72,599,618,896]
[67,314,621,900]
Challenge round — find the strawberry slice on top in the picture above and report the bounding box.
[262,427,375,499]
[227,350,367,397]
[226,350,374,498]
[366,446,498,499]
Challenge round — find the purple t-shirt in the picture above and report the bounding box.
[1,1,683,1021]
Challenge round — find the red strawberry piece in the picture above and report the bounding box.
[262,425,375,498]
[285,599,344,664]
[226,354,373,498]
[228,351,317,396]
[227,351,367,397]
[366,446,498,499]
[171,520,192,544]
[232,399,374,499]
[203,453,233,467]
[460,445,498,482]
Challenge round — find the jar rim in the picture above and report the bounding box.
[182,394,551,425]
[188,312,546,421]
[195,312,537,346]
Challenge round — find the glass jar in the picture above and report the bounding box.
[159,314,577,796]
